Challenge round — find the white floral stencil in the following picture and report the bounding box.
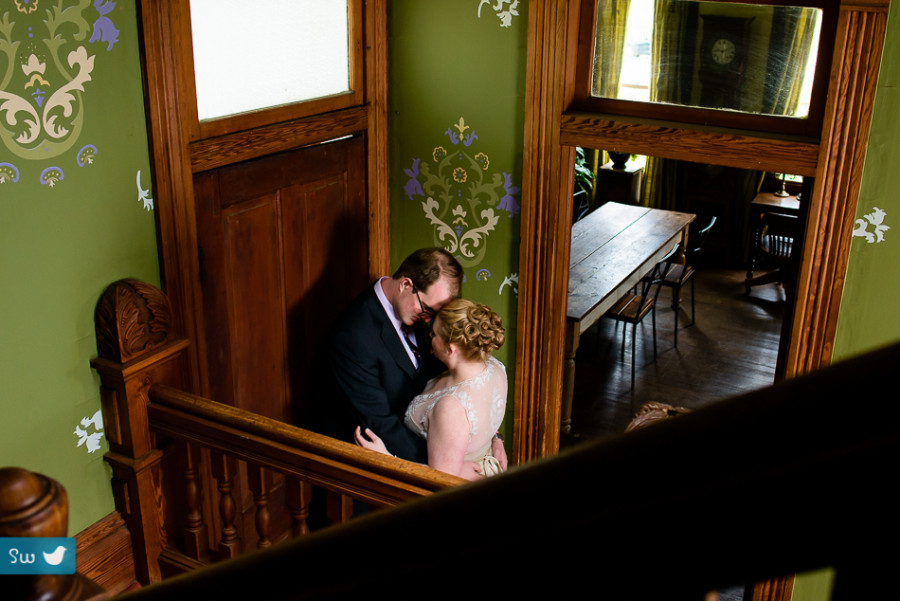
[74,409,104,454]
[852,207,890,243]
[499,272,518,296]
[137,170,154,210]
[477,0,520,28]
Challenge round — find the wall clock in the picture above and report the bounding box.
[710,38,736,65]
[698,15,754,110]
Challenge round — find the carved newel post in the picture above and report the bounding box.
[90,279,189,584]
[0,467,106,600]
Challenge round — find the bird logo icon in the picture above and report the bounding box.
[43,546,67,566]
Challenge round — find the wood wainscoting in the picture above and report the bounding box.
[75,511,138,596]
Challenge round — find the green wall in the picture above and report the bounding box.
[793,2,898,599]
[0,1,159,533]
[0,0,896,564]
[388,0,527,440]
[832,1,900,361]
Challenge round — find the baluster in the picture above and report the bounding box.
[246,465,272,549]
[326,490,355,525]
[181,442,207,559]
[210,453,240,559]
[285,477,311,537]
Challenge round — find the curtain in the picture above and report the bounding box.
[763,7,820,116]
[641,0,697,210]
[591,0,633,99]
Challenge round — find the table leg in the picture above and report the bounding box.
[561,319,581,435]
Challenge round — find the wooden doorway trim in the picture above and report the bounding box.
[512,0,890,457]
[514,1,888,597]
[786,0,890,375]
[137,0,390,396]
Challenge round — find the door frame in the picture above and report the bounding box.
[137,0,390,398]
[514,2,888,597]
[513,0,890,460]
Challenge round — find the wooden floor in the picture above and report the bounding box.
[559,268,785,601]
[562,267,786,446]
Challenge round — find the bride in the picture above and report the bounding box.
[355,299,507,480]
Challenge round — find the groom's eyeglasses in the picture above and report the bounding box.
[411,284,436,319]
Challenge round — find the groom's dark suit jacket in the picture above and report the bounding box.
[318,284,442,463]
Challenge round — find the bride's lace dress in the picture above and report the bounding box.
[404,356,507,473]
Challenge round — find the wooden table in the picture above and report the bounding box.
[750,192,801,216]
[562,202,696,433]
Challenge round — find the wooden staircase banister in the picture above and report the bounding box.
[90,278,465,586]
[114,341,900,600]
[147,383,463,504]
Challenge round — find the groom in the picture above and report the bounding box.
[321,247,505,470]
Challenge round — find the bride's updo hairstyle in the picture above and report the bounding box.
[435,299,505,362]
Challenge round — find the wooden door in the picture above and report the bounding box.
[193,136,369,548]
[195,136,369,425]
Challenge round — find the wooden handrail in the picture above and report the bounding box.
[148,383,462,505]
[116,341,900,600]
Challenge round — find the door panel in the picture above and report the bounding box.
[194,135,368,549]
[196,136,369,424]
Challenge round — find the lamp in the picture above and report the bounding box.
[774,173,790,197]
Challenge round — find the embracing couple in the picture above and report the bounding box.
[320,248,508,480]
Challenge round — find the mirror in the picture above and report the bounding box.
[591,0,822,117]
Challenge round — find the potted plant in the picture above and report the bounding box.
[573,147,596,221]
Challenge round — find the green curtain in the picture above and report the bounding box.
[763,7,820,116]
[591,0,633,99]
[641,0,697,210]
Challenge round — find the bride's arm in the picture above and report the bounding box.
[354,426,390,455]
[427,396,478,480]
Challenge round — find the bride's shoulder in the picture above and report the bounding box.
[422,372,451,394]
[487,356,506,373]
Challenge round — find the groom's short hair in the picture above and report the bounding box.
[392,248,463,297]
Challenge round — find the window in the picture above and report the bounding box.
[190,0,351,122]
[185,0,363,141]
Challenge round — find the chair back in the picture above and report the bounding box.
[686,215,716,263]
[642,243,681,299]
[759,212,798,260]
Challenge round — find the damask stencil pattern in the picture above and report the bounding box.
[73,409,104,454]
[404,117,521,270]
[0,0,120,187]
[852,206,890,244]
[477,0,520,28]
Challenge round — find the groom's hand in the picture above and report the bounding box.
[461,461,484,478]
[491,435,508,471]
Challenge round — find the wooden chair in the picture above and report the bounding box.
[744,212,798,293]
[649,216,717,348]
[604,244,678,390]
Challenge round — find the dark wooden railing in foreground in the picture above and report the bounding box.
[148,384,462,505]
[91,279,460,587]
[115,340,900,600]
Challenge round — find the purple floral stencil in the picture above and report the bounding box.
[498,172,520,217]
[0,163,20,184]
[90,0,120,51]
[403,158,424,199]
[40,166,64,187]
[76,144,98,166]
